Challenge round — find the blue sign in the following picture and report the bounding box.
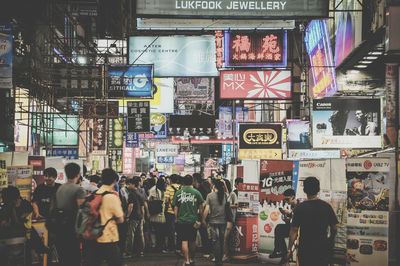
[125,132,139,148]
[157,156,174,164]
[47,148,79,159]
[108,65,153,98]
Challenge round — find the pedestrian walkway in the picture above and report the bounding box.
[122,252,278,266]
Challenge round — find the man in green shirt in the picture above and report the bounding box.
[173,174,204,266]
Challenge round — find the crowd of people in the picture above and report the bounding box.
[0,163,242,266]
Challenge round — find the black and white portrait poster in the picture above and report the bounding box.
[312,98,382,148]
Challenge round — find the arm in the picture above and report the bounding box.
[202,204,209,225]
[32,202,40,218]
[174,206,179,219]
[329,224,338,246]
[127,203,133,219]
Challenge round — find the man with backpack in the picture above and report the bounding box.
[52,163,86,266]
[164,174,180,252]
[86,168,124,266]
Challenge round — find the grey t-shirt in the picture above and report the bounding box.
[55,182,86,213]
[206,192,227,224]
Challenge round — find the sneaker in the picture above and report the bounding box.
[161,250,169,254]
[211,258,215,262]
[140,252,144,257]
[203,254,211,259]
[269,251,284,259]
[122,253,132,259]
[222,255,229,262]
[182,262,191,266]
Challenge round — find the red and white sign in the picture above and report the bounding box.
[220,70,291,99]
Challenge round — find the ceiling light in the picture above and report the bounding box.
[364,56,378,60]
[349,70,360,74]
[355,65,368,69]
[359,60,373,64]
[369,51,383,55]
[77,56,87,65]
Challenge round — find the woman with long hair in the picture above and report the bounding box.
[202,179,229,266]
[148,177,167,252]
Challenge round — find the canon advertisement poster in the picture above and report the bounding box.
[312,98,382,149]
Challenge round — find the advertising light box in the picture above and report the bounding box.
[220,70,291,99]
[305,20,337,98]
[129,35,218,77]
[108,65,153,98]
[225,31,287,67]
[312,98,382,149]
[136,0,329,19]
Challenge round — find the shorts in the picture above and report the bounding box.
[176,223,197,242]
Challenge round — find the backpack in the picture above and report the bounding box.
[148,189,163,216]
[75,191,115,240]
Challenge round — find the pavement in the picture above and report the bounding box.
[122,252,283,266]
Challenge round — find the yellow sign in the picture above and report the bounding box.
[238,149,282,160]
[243,128,278,145]
[0,169,7,189]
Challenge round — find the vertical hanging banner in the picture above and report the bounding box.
[0,168,7,189]
[108,149,123,173]
[224,31,287,67]
[0,24,13,89]
[385,64,398,146]
[346,158,390,266]
[108,118,124,149]
[93,118,107,154]
[127,101,150,133]
[305,20,337,98]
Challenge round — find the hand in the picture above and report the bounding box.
[286,250,293,261]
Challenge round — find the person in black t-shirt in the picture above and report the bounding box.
[32,167,60,219]
[288,177,338,266]
[124,177,145,257]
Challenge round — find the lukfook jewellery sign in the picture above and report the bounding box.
[136,0,329,18]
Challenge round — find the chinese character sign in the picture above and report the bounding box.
[127,101,150,133]
[108,65,153,98]
[215,31,224,68]
[93,118,107,152]
[225,31,287,67]
[305,20,337,98]
[220,70,291,99]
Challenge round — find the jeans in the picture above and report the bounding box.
[118,222,128,252]
[54,228,81,266]
[273,223,290,254]
[126,219,141,255]
[165,212,176,251]
[151,222,166,251]
[87,242,121,266]
[210,224,227,265]
[199,224,212,254]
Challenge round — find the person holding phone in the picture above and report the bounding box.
[269,188,297,261]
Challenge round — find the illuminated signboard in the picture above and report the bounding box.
[220,70,291,99]
[136,0,330,19]
[129,35,218,77]
[225,31,287,67]
[108,65,153,98]
[305,20,337,98]
[238,123,283,160]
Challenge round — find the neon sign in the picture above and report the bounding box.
[305,20,337,98]
[224,31,287,67]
